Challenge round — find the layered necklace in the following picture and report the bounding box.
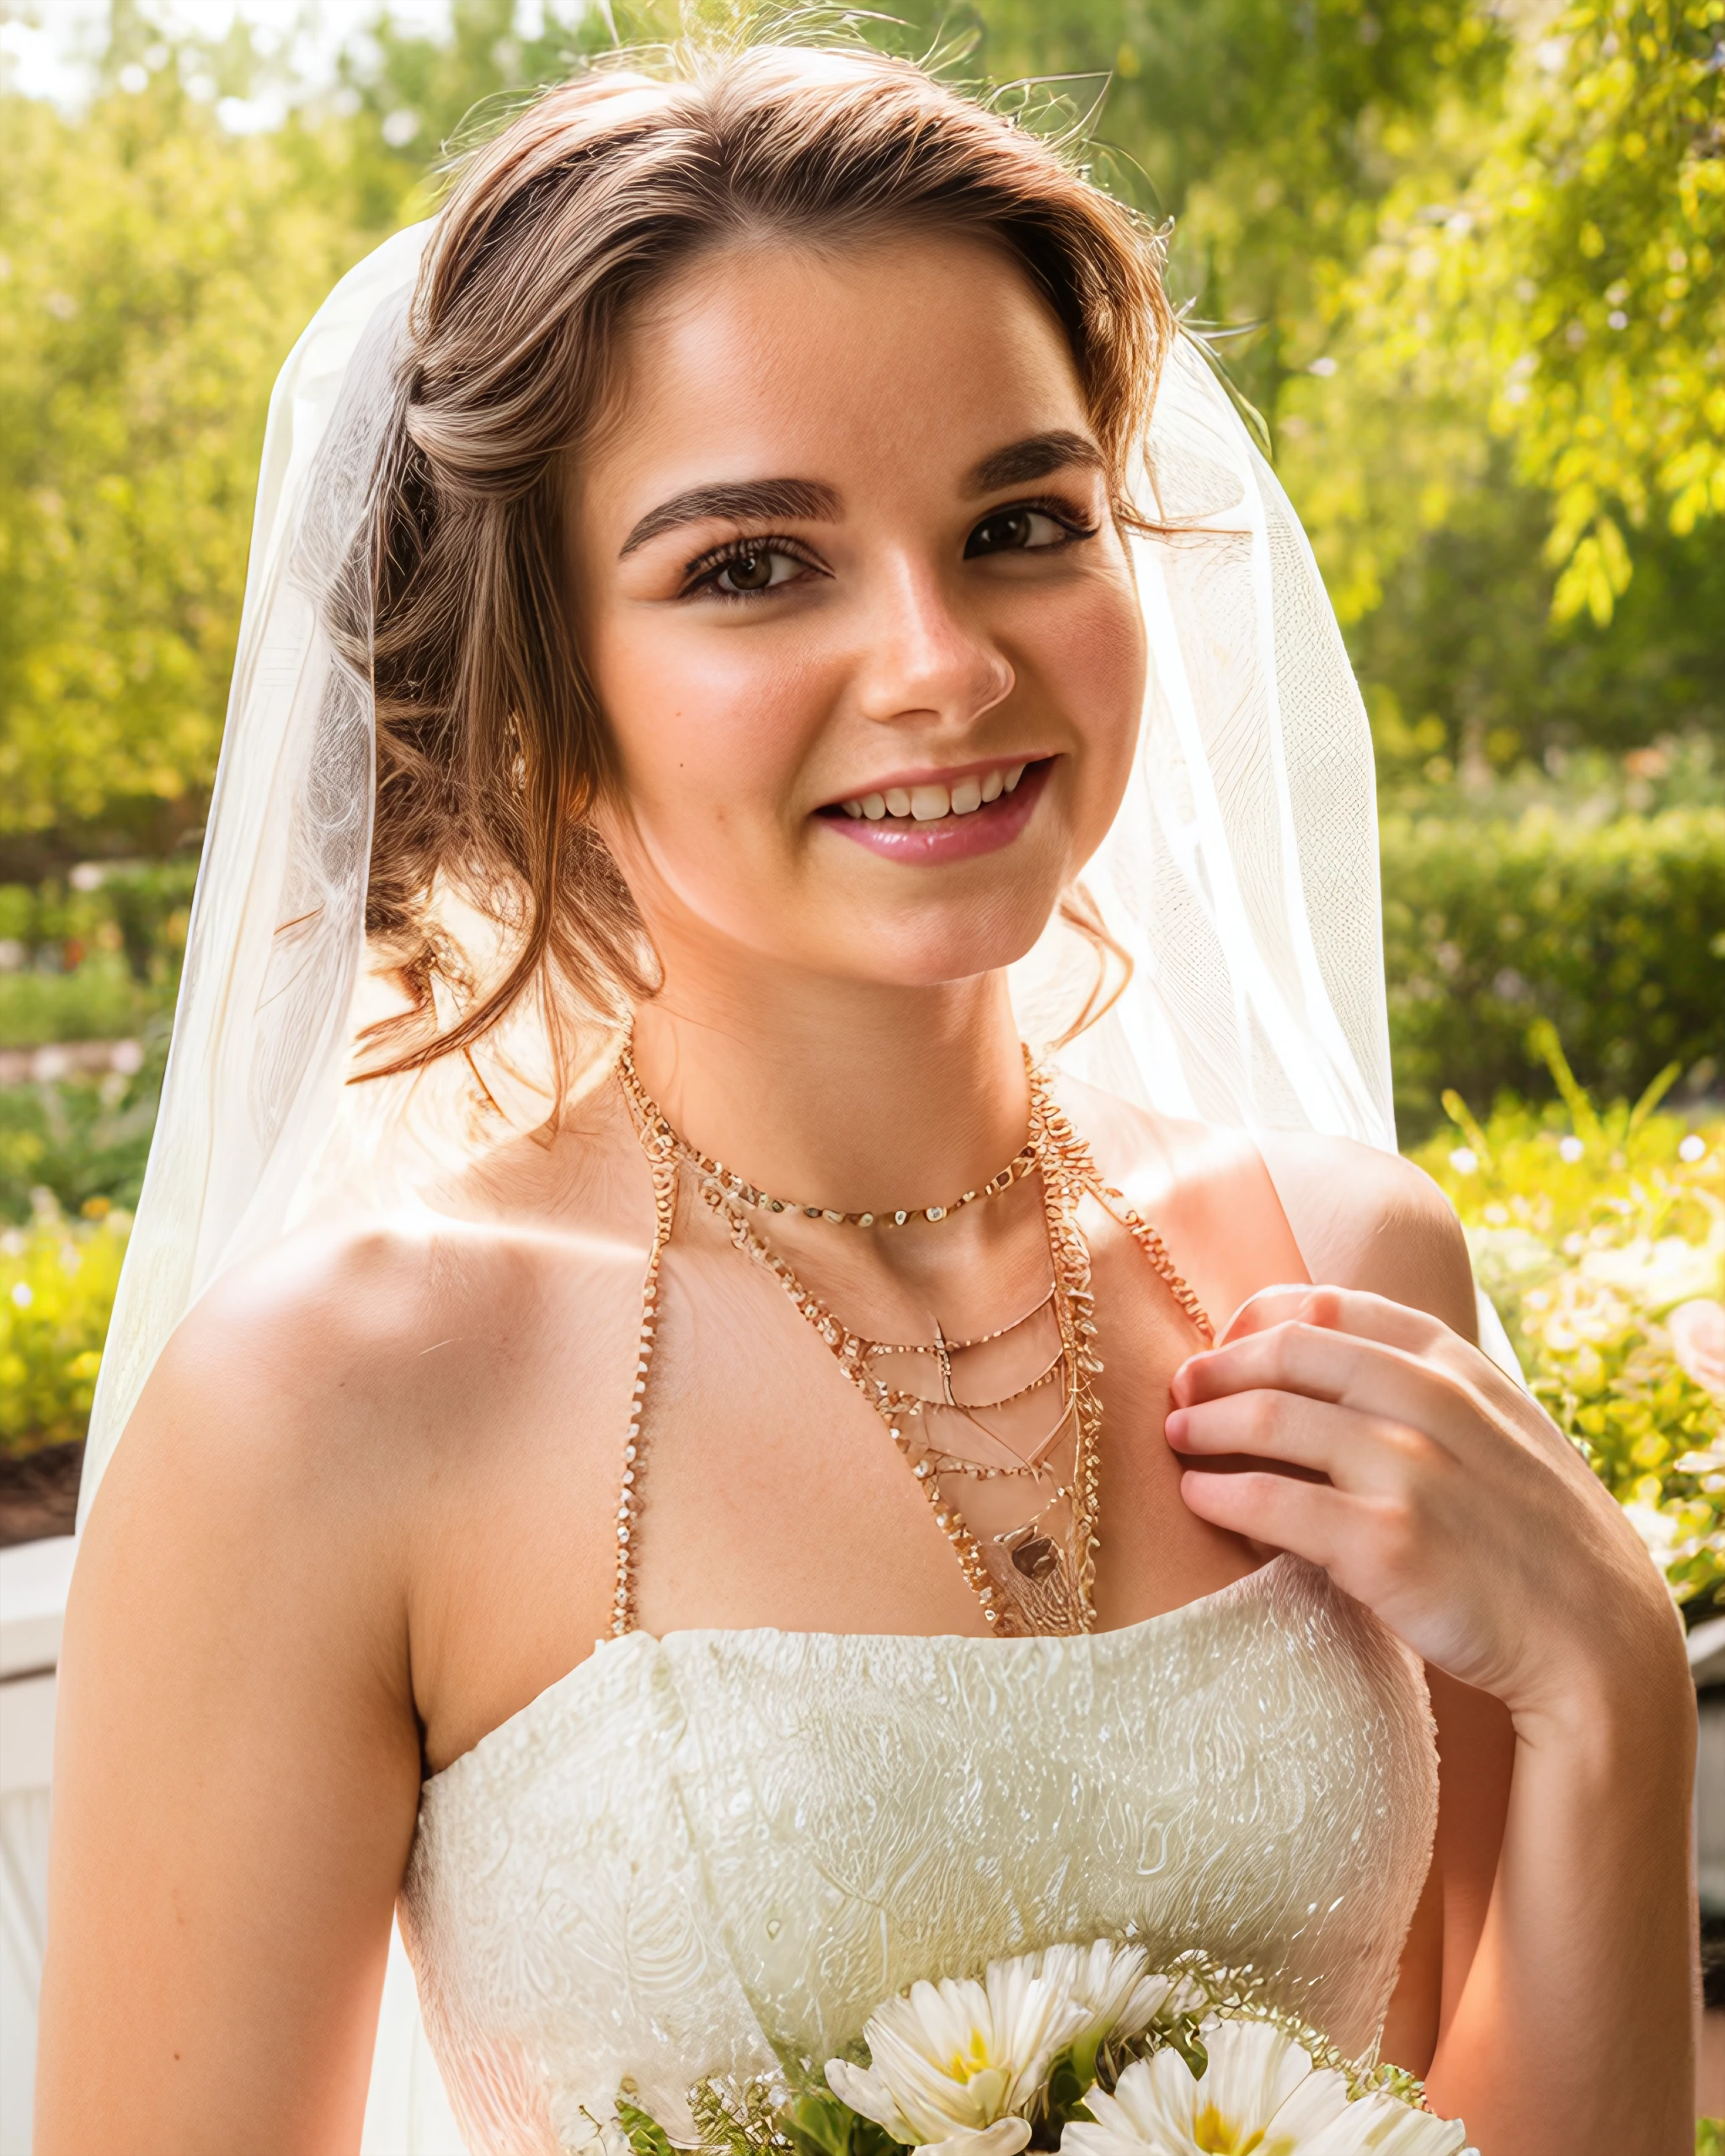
[610,1042,1213,1641]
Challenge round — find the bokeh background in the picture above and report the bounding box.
[0,0,1723,2124]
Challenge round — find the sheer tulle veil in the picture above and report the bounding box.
[76,168,1508,1529]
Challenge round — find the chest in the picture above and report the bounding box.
[409,1195,1262,1772]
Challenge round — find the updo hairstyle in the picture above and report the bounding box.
[359,40,1173,1083]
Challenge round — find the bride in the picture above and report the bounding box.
[34,40,1695,2155]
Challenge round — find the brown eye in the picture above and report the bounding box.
[968,510,1033,555]
[718,549,775,591]
[965,506,1077,558]
[685,541,817,601]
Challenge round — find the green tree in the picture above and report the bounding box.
[1283,0,1725,632]
[343,0,1509,432]
[6,0,1720,864]
[0,74,383,869]
[966,0,1509,423]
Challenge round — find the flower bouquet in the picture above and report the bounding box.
[612,1941,1471,2156]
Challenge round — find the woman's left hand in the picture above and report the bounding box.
[1164,1284,1686,1725]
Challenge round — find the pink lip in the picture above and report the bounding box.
[818,758,1053,864]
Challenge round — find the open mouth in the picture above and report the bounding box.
[832,760,1033,824]
[815,757,1055,862]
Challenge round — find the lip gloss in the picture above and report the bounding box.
[820,760,1051,864]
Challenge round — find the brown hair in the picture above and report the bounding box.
[358,40,1172,1084]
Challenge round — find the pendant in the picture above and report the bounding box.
[1008,1532,1061,1581]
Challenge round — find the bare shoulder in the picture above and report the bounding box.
[99,1091,650,1515]
[1059,1074,1477,1342]
[98,1210,499,1524]
[1253,1128,1478,1341]
[71,1217,471,1702]
[1057,1073,1262,1204]
[80,1181,617,1623]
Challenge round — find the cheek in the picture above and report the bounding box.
[1033,576,1146,823]
[595,616,834,841]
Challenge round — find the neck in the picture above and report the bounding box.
[628,948,1030,1218]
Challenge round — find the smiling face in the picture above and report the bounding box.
[572,231,1146,996]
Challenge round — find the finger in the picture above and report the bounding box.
[1170,1318,1486,1457]
[1213,1281,1546,1435]
[1215,1283,1450,1358]
[1176,1465,1374,1576]
[1165,1390,1433,1495]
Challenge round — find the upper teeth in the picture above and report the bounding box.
[839,764,1028,821]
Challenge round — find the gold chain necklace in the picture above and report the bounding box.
[611,1087,1039,1229]
[608,1043,1213,1641]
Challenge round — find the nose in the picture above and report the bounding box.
[852,556,1014,732]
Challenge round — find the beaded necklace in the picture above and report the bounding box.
[608,1043,1213,1640]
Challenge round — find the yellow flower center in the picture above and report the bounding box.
[1193,2108,1265,2156]
[940,2031,996,2085]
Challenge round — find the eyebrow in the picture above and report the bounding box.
[619,478,841,558]
[967,430,1106,494]
[617,433,1103,558]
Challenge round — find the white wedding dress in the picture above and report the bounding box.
[398,1556,1436,2156]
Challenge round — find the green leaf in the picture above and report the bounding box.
[616,2094,676,2156]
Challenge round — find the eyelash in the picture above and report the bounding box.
[680,535,822,602]
[978,494,1100,547]
[677,494,1100,602]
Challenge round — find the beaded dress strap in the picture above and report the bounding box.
[610,1106,679,1640]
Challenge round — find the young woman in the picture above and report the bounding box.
[36,42,1695,2156]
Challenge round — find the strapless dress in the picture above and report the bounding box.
[398,1555,1438,2156]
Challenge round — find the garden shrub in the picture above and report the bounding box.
[0,1034,165,1224]
[1,1195,128,1458]
[0,860,195,1048]
[1382,806,1725,1138]
[1411,1030,1725,1620]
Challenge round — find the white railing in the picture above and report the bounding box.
[0,1534,72,2156]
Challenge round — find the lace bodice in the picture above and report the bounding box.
[398,1556,1437,2156]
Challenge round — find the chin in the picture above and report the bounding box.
[819,889,1059,989]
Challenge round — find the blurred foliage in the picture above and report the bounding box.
[0,859,195,1046]
[0,861,188,1220]
[0,853,195,995]
[1410,1029,1724,1619]
[1381,804,1725,1136]
[1378,728,1725,819]
[0,0,1720,1109]
[963,0,1509,394]
[1347,472,1725,782]
[0,1194,129,1457]
[1274,0,1725,771]
[0,960,148,1050]
[0,75,377,862]
[1286,0,1724,630]
[0,1042,166,1225]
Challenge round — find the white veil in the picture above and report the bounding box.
[77,228,1424,1522]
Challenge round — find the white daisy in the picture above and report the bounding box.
[825,1955,1089,2153]
[1059,2021,1469,2156]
